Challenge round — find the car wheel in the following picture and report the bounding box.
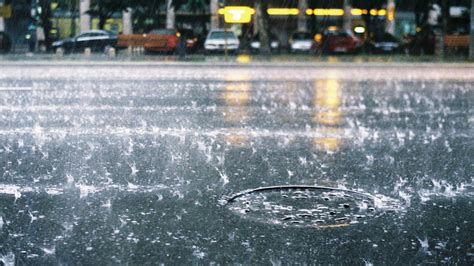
[55,47,65,55]
[103,45,113,54]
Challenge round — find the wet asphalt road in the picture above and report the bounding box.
[0,62,473,264]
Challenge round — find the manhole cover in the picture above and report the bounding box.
[223,185,399,228]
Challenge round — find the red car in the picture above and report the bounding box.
[313,29,363,54]
[117,29,178,53]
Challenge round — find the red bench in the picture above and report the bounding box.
[444,35,469,53]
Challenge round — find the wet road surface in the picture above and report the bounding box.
[0,62,473,264]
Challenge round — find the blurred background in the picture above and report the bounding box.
[0,0,473,59]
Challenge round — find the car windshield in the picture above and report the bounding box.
[337,30,354,37]
[292,32,312,40]
[208,31,236,39]
[252,34,277,41]
[375,33,399,42]
[149,29,176,35]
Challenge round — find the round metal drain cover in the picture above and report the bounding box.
[223,185,396,228]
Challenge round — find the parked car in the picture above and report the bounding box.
[52,30,117,53]
[116,29,179,53]
[367,33,402,54]
[0,32,12,54]
[179,29,202,53]
[204,29,239,53]
[313,29,362,54]
[289,32,313,53]
[250,34,280,53]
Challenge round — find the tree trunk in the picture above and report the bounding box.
[210,0,219,30]
[123,7,133,34]
[166,0,175,30]
[79,0,91,32]
[255,0,270,55]
[70,0,77,37]
[99,15,107,30]
[470,0,474,60]
[343,0,352,30]
[297,0,308,32]
[38,0,52,50]
[385,0,395,34]
[437,0,449,57]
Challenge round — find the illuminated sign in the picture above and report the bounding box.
[219,6,255,24]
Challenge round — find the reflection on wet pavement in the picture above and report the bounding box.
[0,63,473,264]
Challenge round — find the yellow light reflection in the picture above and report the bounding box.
[236,54,251,64]
[313,78,344,152]
[222,73,251,123]
[314,33,322,42]
[327,56,340,63]
[351,8,363,16]
[378,9,387,16]
[306,9,313,15]
[313,128,343,152]
[267,8,299,16]
[313,9,344,16]
[387,7,395,21]
[223,84,250,106]
[314,79,341,110]
[223,129,249,147]
[315,111,342,126]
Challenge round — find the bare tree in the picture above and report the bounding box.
[470,0,474,60]
[255,0,270,54]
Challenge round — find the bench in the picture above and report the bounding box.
[444,35,469,54]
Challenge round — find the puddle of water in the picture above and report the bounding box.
[224,185,402,228]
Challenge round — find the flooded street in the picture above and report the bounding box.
[0,62,473,264]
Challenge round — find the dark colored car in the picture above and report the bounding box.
[52,30,117,53]
[179,29,202,53]
[313,29,363,54]
[367,33,402,54]
[250,33,280,53]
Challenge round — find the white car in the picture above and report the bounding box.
[289,32,314,53]
[204,29,240,53]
